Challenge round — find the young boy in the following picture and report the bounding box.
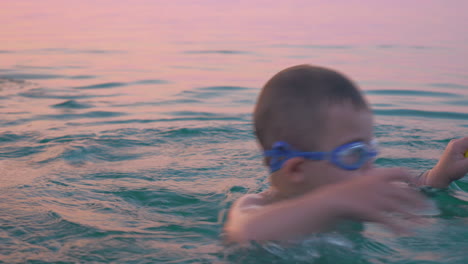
[224,64,468,243]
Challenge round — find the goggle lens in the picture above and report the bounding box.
[338,145,368,166]
[335,140,378,169]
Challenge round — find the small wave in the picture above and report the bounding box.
[133,79,168,85]
[19,88,122,99]
[52,100,93,109]
[40,111,127,120]
[162,99,203,104]
[0,145,46,158]
[0,78,35,90]
[96,138,153,148]
[158,126,242,137]
[0,73,95,80]
[70,116,248,126]
[233,99,256,104]
[270,44,354,49]
[1,111,127,127]
[365,89,457,97]
[361,239,397,255]
[110,98,204,108]
[0,132,39,143]
[183,50,248,54]
[36,48,125,54]
[197,86,252,91]
[77,49,124,54]
[372,103,395,107]
[176,86,254,100]
[68,75,96,79]
[0,73,63,80]
[376,157,437,168]
[441,99,468,106]
[170,65,223,71]
[74,82,127,89]
[112,187,201,208]
[374,109,468,120]
[177,90,223,99]
[74,79,168,89]
[15,65,58,70]
[166,111,221,117]
[39,144,143,165]
[15,65,86,70]
[375,44,439,50]
[428,82,468,89]
[38,134,97,144]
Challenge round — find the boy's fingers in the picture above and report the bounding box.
[450,137,468,153]
[458,160,468,173]
[370,212,410,235]
[389,186,428,209]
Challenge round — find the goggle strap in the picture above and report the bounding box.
[264,142,326,172]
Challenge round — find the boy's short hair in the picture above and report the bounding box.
[254,64,369,152]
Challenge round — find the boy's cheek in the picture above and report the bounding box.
[360,161,375,173]
[324,167,359,184]
[305,163,365,187]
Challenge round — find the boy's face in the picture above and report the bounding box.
[301,103,375,189]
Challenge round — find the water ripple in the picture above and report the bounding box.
[428,82,468,89]
[1,111,127,127]
[176,85,255,100]
[0,132,39,143]
[197,86,253,91]
[39,144,143,165]
[19,88,122,99]
[74,79,168,89]
[270,44,354,49]
[366,89,457,97]
[74,82,127,89]
[183,50,249,54]
[375,44,440,50]
[70,116,249,126]
[39,111,127,120]
[35,48,125,54]
[0,145,46,159]
[52,100,93,109]
[0,73,62,79]
[374,109,468,120]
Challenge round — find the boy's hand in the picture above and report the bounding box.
[423,137,468,188]
[225,167,427,242]
[325,167,427,234]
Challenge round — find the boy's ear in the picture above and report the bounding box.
[282,157,307,183]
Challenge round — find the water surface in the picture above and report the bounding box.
[1,1,468,263]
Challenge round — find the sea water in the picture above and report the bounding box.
[1,0,468,263]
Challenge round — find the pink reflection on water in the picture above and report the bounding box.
[1,0,467,131]
[2,0,467,46]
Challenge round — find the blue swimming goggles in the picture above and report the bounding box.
[264,140,378,172]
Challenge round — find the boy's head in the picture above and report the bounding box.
[254,65,375,193]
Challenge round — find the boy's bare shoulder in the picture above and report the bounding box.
[231,193,266,212]
[224,193,267,242]
[228,191,272,222]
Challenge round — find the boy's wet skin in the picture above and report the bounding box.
[224,65,468,243]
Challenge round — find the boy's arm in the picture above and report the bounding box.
[418,137,468,188]
[224,168,426,243]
